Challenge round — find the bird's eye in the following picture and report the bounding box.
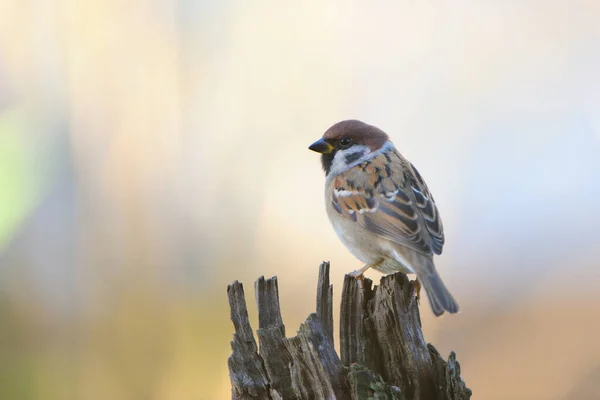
[339,138,352,148]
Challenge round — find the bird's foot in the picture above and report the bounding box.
[348,260,384,293]
[349,264,375,293]
[349,268,366,292]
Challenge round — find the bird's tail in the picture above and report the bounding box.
[413,256,459,317]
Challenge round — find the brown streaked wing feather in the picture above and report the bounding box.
[404,161,445,254]
[330,150,445,255]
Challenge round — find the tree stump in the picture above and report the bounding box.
[227,262,471,400]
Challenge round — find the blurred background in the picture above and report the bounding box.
[1,1,600,399]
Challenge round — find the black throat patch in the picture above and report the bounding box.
[321,153,335,175]
[344,150,364,165]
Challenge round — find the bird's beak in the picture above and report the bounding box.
[308,138,334,154]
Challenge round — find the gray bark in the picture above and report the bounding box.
[227,262,471,400]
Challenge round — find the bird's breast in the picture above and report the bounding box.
[325,200,383,264]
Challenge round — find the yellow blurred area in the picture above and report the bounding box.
[1,1,600,399]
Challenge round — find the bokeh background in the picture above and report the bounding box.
[1,1,600,399]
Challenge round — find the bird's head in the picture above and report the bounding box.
[309,120,389,176]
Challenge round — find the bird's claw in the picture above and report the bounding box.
[349,269,366,293]
[414,278,422,304]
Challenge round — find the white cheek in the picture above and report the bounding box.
[328,145,371,176]
[329,151,349,172]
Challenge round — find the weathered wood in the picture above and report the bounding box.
[227,262,471,400]
[227,281,271,399]
[316,262,334,345]
[347,364,403,400]
[255,276,295,399]
[284,314,347,399]
[342,273,435,399]
[428,346,471,400]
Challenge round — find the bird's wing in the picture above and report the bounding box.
[330,149,445,255]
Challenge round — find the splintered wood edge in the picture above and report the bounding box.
[227,281,270,399]
[227,281,256,345]
[255,275,284,330]
[316,261,334,344]
[428,344,473,399]
[285,313,347,399]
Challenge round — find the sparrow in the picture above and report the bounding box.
[309,120,459,316]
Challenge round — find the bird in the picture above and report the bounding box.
[308,120,459,316]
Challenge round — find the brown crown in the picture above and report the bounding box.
[323,120,389,151]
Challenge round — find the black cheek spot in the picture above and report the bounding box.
[345,151,364,164]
